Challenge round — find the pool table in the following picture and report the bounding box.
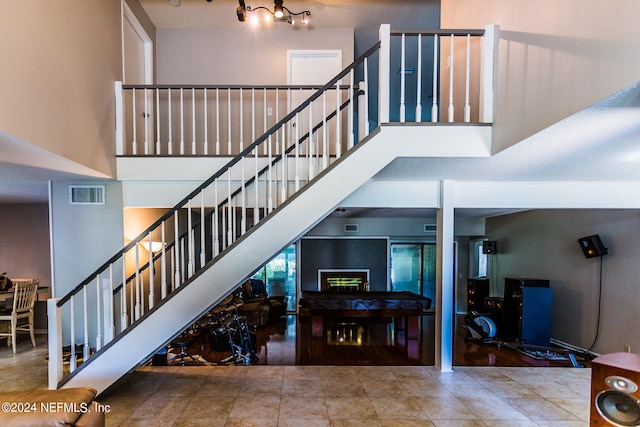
[299,291,431,338]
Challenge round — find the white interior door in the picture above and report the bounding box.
[287,50,343,155]
[123,4,154,153]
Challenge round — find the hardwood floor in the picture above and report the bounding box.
[182,313,591,368]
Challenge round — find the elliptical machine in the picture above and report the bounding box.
[463,311,498,343]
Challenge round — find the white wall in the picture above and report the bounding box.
[441,0,640,153]
[0,0,123,177]
[156,27,354,85]
[485,209,640,355]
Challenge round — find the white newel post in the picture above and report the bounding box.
[47,298,63,389]
[115,81,124,155]
[479,25,499,123]
[378,24,390,124]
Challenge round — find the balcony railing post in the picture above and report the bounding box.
[480,24,499,123]
[115,81,124,155]
[378,24,391,124]
[47,298,63,389]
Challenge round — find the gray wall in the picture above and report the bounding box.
[485,209,640,355]
[0,204,51,290]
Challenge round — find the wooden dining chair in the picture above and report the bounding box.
[0,280,39,353]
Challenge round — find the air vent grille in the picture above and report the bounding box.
[424,224,437,233]
[69,185,105,205]
[344,224,359,233]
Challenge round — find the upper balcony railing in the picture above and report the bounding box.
[49,24,496,389]
[116,25,496,158]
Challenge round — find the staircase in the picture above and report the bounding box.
[48,25,496,395]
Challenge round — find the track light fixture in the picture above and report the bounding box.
[237,0,311,26]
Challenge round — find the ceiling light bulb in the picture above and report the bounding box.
[249,12,259,25]
[301,14,309,24]
[274,0,284,18]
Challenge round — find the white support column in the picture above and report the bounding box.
[480,25,499,123]
[47,298,63,389]
[436,180,455,372]
[378,24,391,124]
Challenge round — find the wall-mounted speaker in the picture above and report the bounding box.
[482,240,497,254]
[579,234,608,258]
[590,352,640,426]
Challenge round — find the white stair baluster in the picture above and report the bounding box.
[174,211,181,288]
[348,69,355,148]
[69,296,76,372]
[192,88,196,154]
[200,190,206,267]
[204,88,208,155]
[322,91,327,170]
[416,34,423,123]
[213,179,220,256]
[95,274,102,351]
[294,112,300,191]
[400,33,406,123]
[448,34,455,122]
[464,34,471,123]
[180,88,185,154]
[215,88,220,155]
[147,232,154,309]
[160,221,167,299]
[83,285,89,361]
[227,89,232,154]
[121,257,128,331]
[132,88,137,155]
[335,81,341,159]
[432,34,439,122]
[187,200,193,277]
[144,88,149,154]
[168,88,173,154]
[156,88,161,153]
[135,244,141,320]
[108,264,115,341]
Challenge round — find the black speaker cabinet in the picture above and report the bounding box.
[467,278,489,312]
[591,352,640,426]
[579,234,609,259]
[482,240,497,254]
[502,278,551,346]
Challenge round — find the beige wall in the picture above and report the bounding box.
[0,204,51,291]
[0,0,123,177]
[485,209,640,355]
[156,27,354,85]
[441,0,640,153]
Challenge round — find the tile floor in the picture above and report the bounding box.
[0,338,592,426]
